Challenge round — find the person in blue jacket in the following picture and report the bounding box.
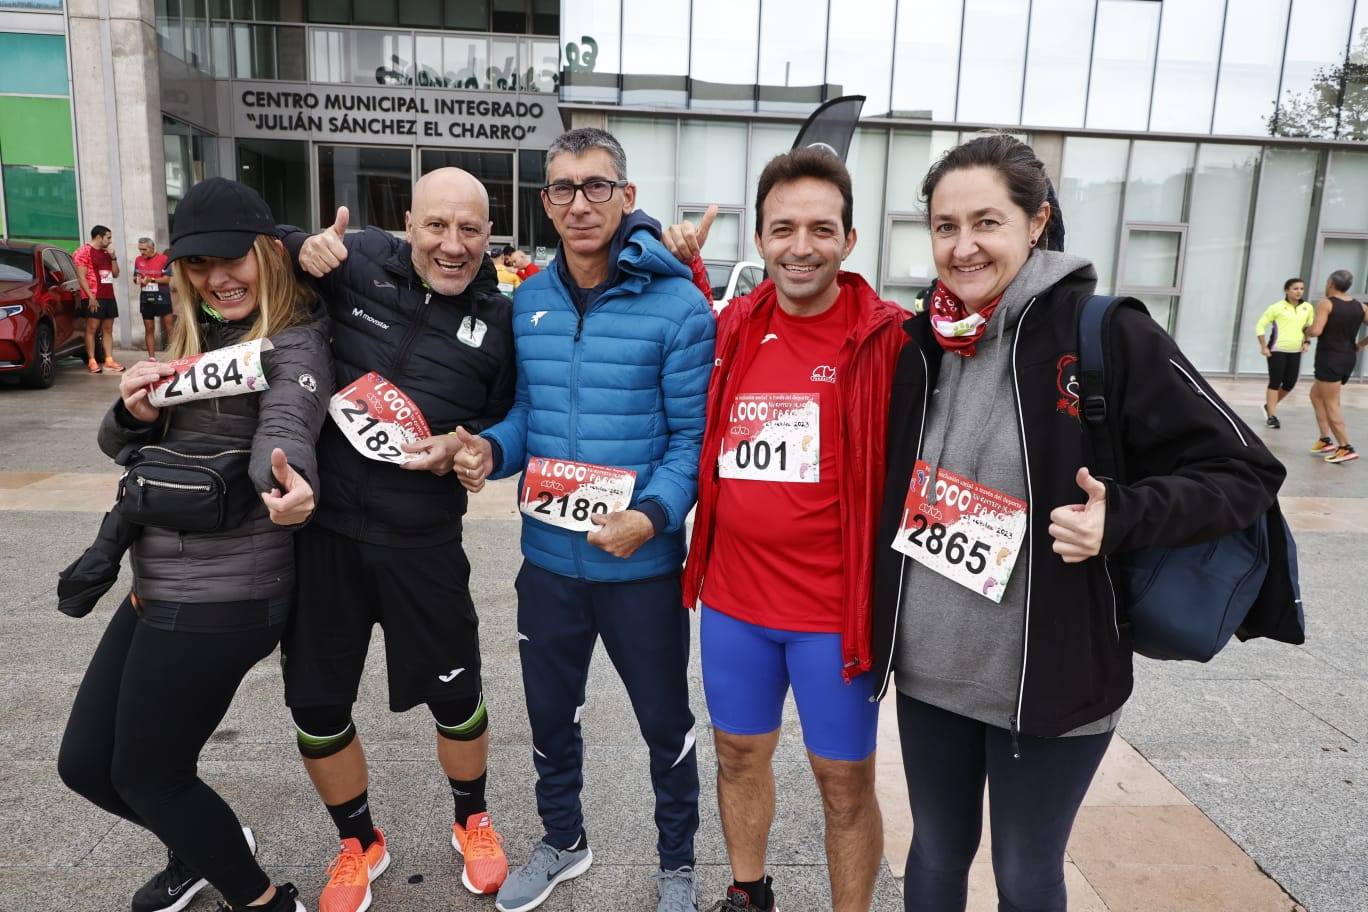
[454,127,716,912]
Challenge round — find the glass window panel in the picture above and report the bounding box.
[1059,136,1128,293]
[1322,149,1368,232]
[2,165,78,241]
[1149,0,1225,133]
[236,138,310,229]
[444,0,488,29]
[757,0,827,92]
[492,0,526,33]
[1271,0,1353,139]
[1125,141,1194,222]
[958,0,1028,124]
[1320,238,1368,295]
[678,121,748,206]
[1086,0,1160,131]
[882,285,924,312]
[691,0,760,92]
[1135,294,1176,333]
[0,33,69,96]
[1174,144,1259,371]
[1212,0,1292,136]
[442,35,488,89]
[365,31,413,85]
[622,0,687,77]
[209,21,230,78]
[886,130,959,212]
[681,207,742,261]
[746,122,798,261]
[420,149,514,237]
[891,0,961,120]
[561,0,621,103]
[886,219,934,284]
[318,145,412,233]
[531,0,558,35]
[1123,229,1182,289]
[306,0,348,22]
[398,0,440,27]
[235,24,306,81]
[525,38,560,94]
[826,0,895,115]
[488,36,520,90]
[844,127,887,280]
[354,0,397,26]
[607,117,677,227]
[518,149,558,254]
[1237,148,1318,372]
[1338,7,1368,140]
[415,34,444,86]
[1021,0,1093,128]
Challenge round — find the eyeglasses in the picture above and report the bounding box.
[541,179,629,206]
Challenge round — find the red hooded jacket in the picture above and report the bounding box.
[681,266,907,679]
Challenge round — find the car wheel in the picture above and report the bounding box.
[19,322,56,389]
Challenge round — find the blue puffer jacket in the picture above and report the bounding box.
[483,222,716,582]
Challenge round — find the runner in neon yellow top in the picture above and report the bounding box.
[1254,277,1313,428]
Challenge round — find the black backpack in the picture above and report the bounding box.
[1077,295,1305,660]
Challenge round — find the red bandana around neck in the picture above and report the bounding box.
[928,284,1002,357]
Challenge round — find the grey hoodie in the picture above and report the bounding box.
[893,250,1121,736]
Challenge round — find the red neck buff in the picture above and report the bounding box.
[928,283,1002,357]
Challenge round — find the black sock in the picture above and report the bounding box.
[731,876,773,910]
[325,791,377,848]
[548,830,588,853]
[449,772,487,824]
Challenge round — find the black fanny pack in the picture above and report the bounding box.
[117,444,257,533]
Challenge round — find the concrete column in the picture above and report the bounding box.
[1031,130,1065,187]
[68,0,167,348]
[569,110,608,131]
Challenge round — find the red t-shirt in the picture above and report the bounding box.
[702,288,850,632]
[74,244,116,299]
[517,262,541,280]
[135,253,171,294]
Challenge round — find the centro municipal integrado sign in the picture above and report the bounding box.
[233,82,562,149]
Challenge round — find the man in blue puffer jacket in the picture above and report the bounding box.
[455,128,715,912]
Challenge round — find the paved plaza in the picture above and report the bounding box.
[1,352,1363,911]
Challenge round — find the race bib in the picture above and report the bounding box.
[328,371,431,465]
[890,461,1027,603]
[98,269,114,285]
[148,338,271,407]
[717,393,820,483]
[520,457,637,532]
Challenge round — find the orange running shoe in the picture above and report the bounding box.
[103,358,125,372]
[319,829,390,912]
[451,811,508,895]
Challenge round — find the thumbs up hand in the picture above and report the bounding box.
[1048,467,1108,564]
[450,426,494,493]
[662,203,718,264]
[260,447,316,526]
[300,206,350,278]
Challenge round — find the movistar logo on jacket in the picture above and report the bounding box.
[352,307,390,331]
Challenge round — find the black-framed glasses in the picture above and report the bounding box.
[541,179,629,206]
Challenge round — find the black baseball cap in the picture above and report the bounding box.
[167,177,276,262]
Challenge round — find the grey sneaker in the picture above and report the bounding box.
[654,866,698,912]
[494,839,592,912]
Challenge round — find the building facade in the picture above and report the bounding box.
[4,0,1368,377]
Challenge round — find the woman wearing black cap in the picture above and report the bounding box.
[57,178,333,912]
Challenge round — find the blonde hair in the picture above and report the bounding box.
[169,235,315,358]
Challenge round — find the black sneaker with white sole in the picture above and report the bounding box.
[132,827,256,912]
[213,882,306,912]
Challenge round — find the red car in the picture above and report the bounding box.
[0,240,87,388]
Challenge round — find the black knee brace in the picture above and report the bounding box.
[290,705,356,759]
[430,692,487,741]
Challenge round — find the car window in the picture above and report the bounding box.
[54,250,78,282]
[0,249,33,282]
[736,266,763,296]
[704,262,730,300]
[41,249,64,282]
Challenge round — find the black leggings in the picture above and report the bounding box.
[1267,351,1301,392]
[896,693,1112,912]
[57,597,283,907]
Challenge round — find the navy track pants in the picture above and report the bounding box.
[515,560,699,870]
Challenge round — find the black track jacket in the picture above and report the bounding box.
[871,266,1286,737]
[281,226,516,547]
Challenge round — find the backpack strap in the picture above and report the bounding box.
[1077,294,1124,483]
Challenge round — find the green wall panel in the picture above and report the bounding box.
[3,165,78,240]
[0,32,69,96]
[0,97,75,167]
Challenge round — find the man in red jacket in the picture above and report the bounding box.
[665,148,905,912]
